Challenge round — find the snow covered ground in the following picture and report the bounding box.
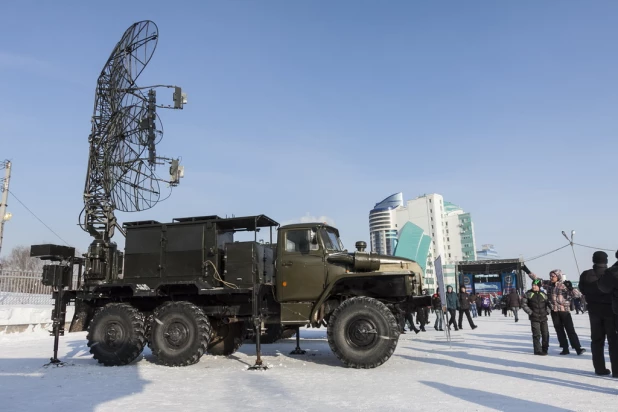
[0,312,616,412]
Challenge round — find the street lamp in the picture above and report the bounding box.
[562,230,580,275]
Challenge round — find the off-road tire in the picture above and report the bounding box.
[144,313,153,344]
[207,321,244,356]
[87,303,146,366]
[327,296,400,368]
[281,328,296,340]
[149,301,211,367]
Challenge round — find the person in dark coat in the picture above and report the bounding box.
[527,267,586,355]
[457,286,478,330]
[502,295,509,317]
[582,251,618,376]
[507,290,521,322]
[469,293,478,318]
[599,251,618,319]
[475,295,483,316]
[445,285,459,331]
[481,295,491,316]
[522,279,552,355]
[432,290,444,331]
[420,289,431,326]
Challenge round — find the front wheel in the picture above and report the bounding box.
[327,296,400,368]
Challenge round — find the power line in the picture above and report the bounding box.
[574,243,615,252]
[7,189,70,246]
[524,244,570,262]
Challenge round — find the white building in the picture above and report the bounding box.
[369,193,477,291]
[369,193,403,255]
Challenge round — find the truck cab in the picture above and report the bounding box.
[275,223,426,327]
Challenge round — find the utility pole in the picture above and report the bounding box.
[0,160,12,258]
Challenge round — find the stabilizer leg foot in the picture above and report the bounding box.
[289,327,306,355]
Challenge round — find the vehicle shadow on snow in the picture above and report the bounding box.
[397,354,618,396]
[0,338,150,412]
[235,334,345,369]
[419,381,573,412]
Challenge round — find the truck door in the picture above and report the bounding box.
[277,228,325,302]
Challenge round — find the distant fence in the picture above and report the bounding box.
[0,270,75,305]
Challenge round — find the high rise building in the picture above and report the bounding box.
[369,193,403,255]
[369,192,477,293]
[476,244,500,260]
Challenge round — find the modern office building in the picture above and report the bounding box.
[369,193,477,293]
[369,193,403,255]
[476,244,500,261]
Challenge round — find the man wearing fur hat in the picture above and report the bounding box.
[580,251,618,376]
[527,268,586,355]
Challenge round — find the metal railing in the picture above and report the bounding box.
[0,270,67,305]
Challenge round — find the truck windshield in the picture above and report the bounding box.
[320,228,344,251]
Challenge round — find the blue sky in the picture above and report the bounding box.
[1,1,617,280]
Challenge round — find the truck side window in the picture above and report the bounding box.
[285,229,316,253]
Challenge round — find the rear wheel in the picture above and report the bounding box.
[208,321,244,356]
[327,296,400,368]
[281,328,297,340]
[87,303,146,366]
[149,301,211,367]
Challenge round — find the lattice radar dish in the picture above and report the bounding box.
[81,20,186,240]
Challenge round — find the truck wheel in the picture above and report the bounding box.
[327,296,400,368]
[87,303,146,366]
[144,313,153,344]
[208,322,244,356]
[281,328,296,340]
[149,301,211,367]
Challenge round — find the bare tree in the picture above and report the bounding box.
[0,245,44,272]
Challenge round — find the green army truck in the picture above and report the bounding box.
[31,214,429,369]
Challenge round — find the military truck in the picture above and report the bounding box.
[31,214,429,369]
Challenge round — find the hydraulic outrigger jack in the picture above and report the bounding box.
[43,271,72,368]
[249,282,268,370]
[289,326,306,355]
[30,245,80,368]
[43,271,70,367]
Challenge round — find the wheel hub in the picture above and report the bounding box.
[104,321,125,348]
[347,318,378,348]
[164,321,189,348]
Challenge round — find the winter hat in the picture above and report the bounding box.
[532,279,542,288]
[593,251,608,264]
[447,285,453,291]
[549,270,563,282]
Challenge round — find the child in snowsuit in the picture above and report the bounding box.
[522,279,552,355]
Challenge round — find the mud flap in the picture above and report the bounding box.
[69,300,94,332]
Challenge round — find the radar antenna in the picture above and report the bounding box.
[81,20,186,242]
[80,20,186,283]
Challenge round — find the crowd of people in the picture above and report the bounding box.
[397,249,618,378]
